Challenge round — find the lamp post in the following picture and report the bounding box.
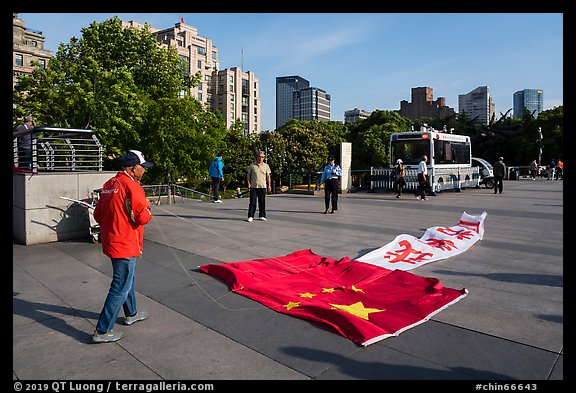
[537,127,543,171]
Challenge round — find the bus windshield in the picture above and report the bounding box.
[391,140,430,166]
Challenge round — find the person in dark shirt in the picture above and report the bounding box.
[493,157,506,194]
[15,115,36,170]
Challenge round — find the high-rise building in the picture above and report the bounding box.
[293,87,331,123]
[513,89,543,119]
[212,67,260,134]
[123,19,219,109]
[344,108,372,123]
[458,86,495,126]
[13,14,52,88]
[398,87,455,120]
[124,19,261,133]
[276,75,310,128]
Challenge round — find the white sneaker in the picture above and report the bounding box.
[213,200,222,203]
[247,217,253,222]
[260,217,267,221]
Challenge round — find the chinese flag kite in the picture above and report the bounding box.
[199,212,485,346]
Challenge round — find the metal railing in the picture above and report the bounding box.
[142,183,212,205]
[370,167,480,193]
[13,126,103,173]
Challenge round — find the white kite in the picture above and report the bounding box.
[356,211,487,270]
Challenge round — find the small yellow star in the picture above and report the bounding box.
[284,301,300,310]
[330,301,385,320]
[299,292,316,298]
[322,288,336,293]
[351,285,364,293]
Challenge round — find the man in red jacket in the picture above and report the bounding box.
[92,150,153,343]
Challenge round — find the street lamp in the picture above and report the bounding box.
[537,127,543,170]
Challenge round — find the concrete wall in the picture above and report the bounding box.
[13,171,115,245]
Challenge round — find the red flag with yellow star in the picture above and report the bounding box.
[199,249,467,346]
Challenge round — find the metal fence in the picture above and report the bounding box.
[370,166,479,193]
[142,183,211,205]
[13,126,103,173]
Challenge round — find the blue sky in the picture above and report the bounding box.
[19,13,563,131]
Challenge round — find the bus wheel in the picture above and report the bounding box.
[485,179,495,189]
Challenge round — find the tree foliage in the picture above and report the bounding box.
[13,15,563,186]
[349,110,412,168]
[13,17,209,184]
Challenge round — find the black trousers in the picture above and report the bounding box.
[417,174,427,199]
[248,188,267,218]
[324,178,339,211]
[18,146,32,170]
[494,175,504,193]
[395,177,406,196]
[211,177,221,201]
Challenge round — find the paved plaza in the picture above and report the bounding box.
[13,177,563,383]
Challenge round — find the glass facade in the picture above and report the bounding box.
[513,89,544,118]
[276,76,310,129]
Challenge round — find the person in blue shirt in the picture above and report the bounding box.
[320,155,342,214]
[208,152,224,203]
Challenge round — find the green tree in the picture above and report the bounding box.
[13,16,208,184]
[220,120,258,188]
[534,106,563,164]
[275,120,348,173]
[143,96,225,185]
[350,110,412,168]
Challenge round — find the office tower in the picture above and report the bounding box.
[458,86,495,126]
[513,89,543,119]
[293,87,331,122]
[276,76,310,128]
[398,87,455,120]
[344,108,371,123]
[212,67,261,134]
[13,14,52,88]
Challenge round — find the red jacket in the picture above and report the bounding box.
[94,171,152,258]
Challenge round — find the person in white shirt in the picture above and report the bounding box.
[416,155,428,200]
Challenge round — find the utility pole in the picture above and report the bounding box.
[537,127,543,171]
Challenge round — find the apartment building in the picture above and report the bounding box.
[212,67,260,134]
[123,19,219,107]
[13,14,52,88]
[344,108,371,123]
[458,86,496,126]
[124,19,261,133]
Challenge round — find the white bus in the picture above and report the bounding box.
[371,126,479,194]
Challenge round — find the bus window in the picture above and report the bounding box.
[452,142,471,164]
[434,141,470,165]
[392,140,430,166]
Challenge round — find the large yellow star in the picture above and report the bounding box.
[299,292,316,298]
[330,301,385,320]
[284,301,300,310]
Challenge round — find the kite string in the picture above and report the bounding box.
[149,205,348,308]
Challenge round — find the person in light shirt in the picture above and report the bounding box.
[246,151,272,222]
[321,155,342,214]
[416,155,428,200]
